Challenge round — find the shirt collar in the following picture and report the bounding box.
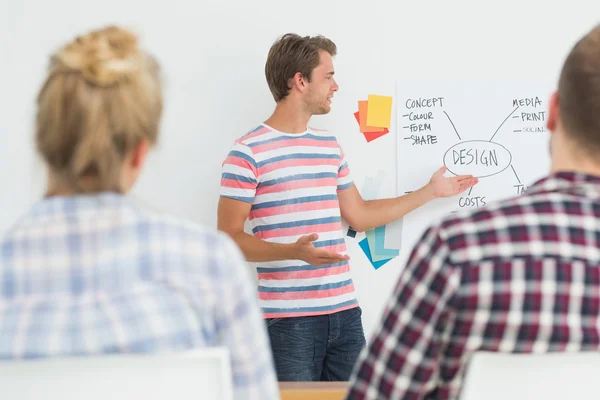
[28,192,129,218]
[526,171,600,198]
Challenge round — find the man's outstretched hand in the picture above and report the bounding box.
[428,166,479,198]
[294,233,350,267]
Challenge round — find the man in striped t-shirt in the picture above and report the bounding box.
[217,33,478,382]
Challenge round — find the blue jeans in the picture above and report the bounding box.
[265,307,366,381]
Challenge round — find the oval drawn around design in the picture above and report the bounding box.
[443,140,513,178]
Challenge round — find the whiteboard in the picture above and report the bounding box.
[1,0,599,341]
[394,79,553,256]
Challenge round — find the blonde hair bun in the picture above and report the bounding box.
[54,25,143,87]
[36,24,162,193]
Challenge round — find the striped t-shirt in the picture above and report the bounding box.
[220,123,358,318]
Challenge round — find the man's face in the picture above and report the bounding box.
[304,50,339,115]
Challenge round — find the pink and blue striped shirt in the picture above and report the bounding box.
[220,123,358,318]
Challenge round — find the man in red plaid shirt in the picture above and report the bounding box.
[346,24,600,400]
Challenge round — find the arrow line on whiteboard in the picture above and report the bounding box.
[489,106,520,142]
[443,111,462,140]
[510,164,522,184]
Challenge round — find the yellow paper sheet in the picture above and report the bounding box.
[366,95,393,128]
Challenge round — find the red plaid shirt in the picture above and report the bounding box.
[347,172,600,399]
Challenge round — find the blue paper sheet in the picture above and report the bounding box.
[359,238,393,270]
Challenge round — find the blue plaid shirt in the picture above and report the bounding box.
[0,193,279,400]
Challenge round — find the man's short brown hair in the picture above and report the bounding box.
[558,24,600,154]
[265,33,337,102]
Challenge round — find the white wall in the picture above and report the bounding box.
[1,0,599,339]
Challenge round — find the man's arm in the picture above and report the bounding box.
[346,223,461,399]
[217,196,295,261]
[219,140,348,266]
[338,166,478,232]
[217,196,349,266]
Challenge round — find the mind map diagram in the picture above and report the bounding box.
[397,90,549,214]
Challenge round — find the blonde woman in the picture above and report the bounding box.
[0,26,279,400]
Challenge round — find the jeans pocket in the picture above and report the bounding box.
[340,307,366,353]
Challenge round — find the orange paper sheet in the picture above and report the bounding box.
[358,101,385,132]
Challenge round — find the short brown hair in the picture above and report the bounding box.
[265,33,337,102]
[36,25,163,193]
[558,24,600,154]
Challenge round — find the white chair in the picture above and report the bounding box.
[459,351,600,400]
[0,347,233,400]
